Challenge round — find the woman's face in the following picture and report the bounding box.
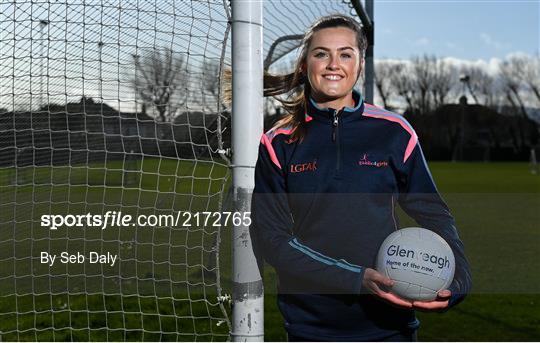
[304,27,362,108]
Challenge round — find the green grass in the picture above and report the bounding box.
[416,162,539,341]
[0,161,539,341]
[262,162,540,341]
[0,158,232,341]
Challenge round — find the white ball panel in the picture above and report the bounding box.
[376,227,455,301]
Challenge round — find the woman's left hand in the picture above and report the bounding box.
[412,289,451,311]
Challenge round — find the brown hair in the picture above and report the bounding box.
[265,14,368,142]
[221,14,368,142]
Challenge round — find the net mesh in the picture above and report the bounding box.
[1,0,231,341]
[0,0,362,340]
[263,1,359,71]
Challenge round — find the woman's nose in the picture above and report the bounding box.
[326,54,339,70]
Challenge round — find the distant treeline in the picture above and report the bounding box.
[407,101,539,161]
[372,54,540,160]
[1,98,538,168]
[264,99,539,162]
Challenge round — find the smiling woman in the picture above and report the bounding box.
[305,27,363,110]
[250,14,472,342]
[261,15,368,143]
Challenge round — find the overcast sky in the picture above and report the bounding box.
[374,0,539,61]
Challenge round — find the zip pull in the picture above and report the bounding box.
[332,110,339,142]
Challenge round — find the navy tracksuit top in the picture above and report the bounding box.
[250,90,472,341]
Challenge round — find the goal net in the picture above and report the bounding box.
[0,1,231,340]
[0,0,363,341]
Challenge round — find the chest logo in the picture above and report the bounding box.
[358,154,388,168]
[290,160,317,173]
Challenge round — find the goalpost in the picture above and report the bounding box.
[0,0,373,341]
[230,1,264,341]
[231,1,374,340]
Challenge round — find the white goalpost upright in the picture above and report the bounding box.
[351,0,374,103]
[230,0,265,341]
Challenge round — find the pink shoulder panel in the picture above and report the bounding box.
[363,104,418,163]
[260,127,293,169]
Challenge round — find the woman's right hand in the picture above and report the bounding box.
[362,268,413,308]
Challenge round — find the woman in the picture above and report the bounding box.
[250,14,472,341]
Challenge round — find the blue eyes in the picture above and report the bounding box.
[314,52,352,59]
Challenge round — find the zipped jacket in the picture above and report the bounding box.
[250,90,472,340]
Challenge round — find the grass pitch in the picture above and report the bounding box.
[261,162,540,341]
[0,157,231,341]
[0,161,538,341]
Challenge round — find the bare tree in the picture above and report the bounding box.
[388,62,416,113]
[519,54,540,104]
[412,55,436,114]
[131,48,186,122]
[200,59,231,114]
[374,60,394,109]
[460,65,496,107]
[198,59,231,152]
[201,60,218,107]
[431,59,457,108]
[500,56,529,119]
[389,56,439,115]
[499,56,536,150]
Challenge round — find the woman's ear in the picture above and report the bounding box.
[357,58,365,78]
